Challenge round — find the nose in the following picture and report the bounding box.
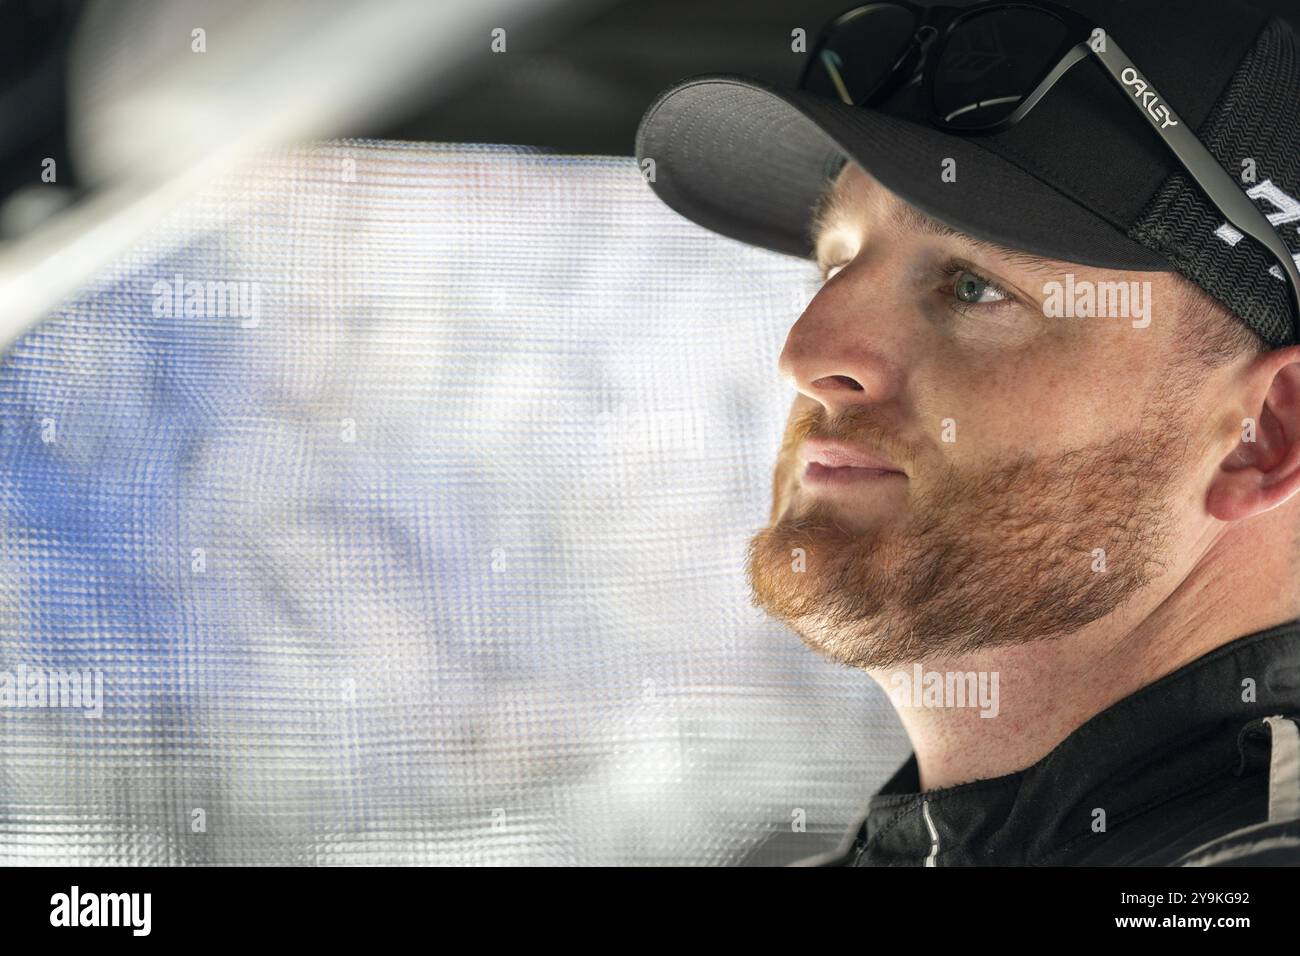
[777,276,903,413]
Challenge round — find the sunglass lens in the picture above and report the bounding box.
[933,7,1070,129]
[802,3,918,106]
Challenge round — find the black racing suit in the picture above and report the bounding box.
[821,619,1300,866]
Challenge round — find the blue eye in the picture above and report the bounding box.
[952,270,1009,305]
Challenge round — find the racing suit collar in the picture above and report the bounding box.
[853,617,1300,866]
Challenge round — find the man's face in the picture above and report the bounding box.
[745,162,1219,670]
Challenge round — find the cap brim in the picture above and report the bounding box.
[634,73,1171,271]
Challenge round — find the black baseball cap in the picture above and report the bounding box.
[634,0,1300,346]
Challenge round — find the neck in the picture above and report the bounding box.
[867,513,1300,792]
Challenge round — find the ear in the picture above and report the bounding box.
[1207,347,1300,522]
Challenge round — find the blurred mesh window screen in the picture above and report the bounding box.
[0,142,907,865]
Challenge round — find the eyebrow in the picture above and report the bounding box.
[809,177,1064,279]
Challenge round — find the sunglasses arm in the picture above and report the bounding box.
[991,43,1089,128]
[1091,37,1300,344]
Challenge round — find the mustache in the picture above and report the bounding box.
[781,405,915,472]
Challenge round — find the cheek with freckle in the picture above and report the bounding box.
[945,313,1045,349]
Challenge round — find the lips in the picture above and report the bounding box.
[799,439,904,475]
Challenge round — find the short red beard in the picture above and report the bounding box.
[745,410,1190,670]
